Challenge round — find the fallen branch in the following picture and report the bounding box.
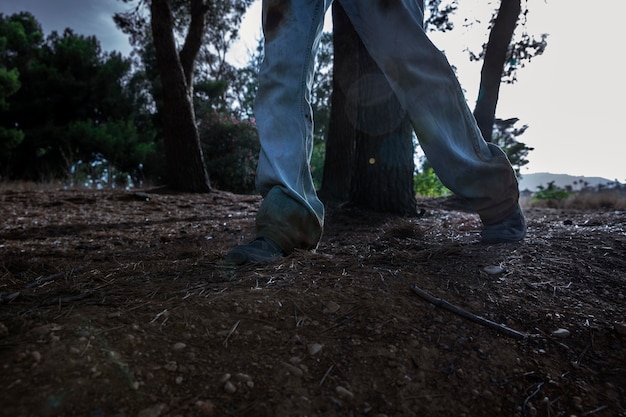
[41,291,93,306]
[0,291,20,303]
[410,283,539,340]
[25,265,86,289]
[25,271,64,289]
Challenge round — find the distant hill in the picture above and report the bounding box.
[518,172,619,192]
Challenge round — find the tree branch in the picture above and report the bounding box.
[410,283,538,340]
[473,0,521,142]
[179,0,210,87]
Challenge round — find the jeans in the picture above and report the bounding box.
[254,0,520,253]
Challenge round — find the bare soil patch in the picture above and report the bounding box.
[1,187,625,417]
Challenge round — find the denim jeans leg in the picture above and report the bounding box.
[253,0,332,252]
[339,0,520,224]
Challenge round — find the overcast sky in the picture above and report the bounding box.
[2,0,625,181]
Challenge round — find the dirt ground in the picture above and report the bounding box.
[0,186,624,417]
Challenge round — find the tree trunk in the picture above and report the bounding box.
[473,0,521,142]
[322,2,416,214]
[320,3,357,203]
[150,0,211,192]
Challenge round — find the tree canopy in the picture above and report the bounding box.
[0,12,154,184]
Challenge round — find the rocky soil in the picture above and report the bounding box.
[0,187,625,417]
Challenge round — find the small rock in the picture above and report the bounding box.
[307,343,323,356]
[164,361,178,372]
[31,351,42,362]
[172,342,187,351]
[224,380,237,394]
[138,403,167,417]
[282,362,304,377]
[175,376,184,384]
[552,328,571,338]
[482,265,505,275]
[195,400,216,415]
[219,373,231,383]
[323,301,340,314]
[234,373,252,383]
[335,386,354,399]
[30,323,62,336]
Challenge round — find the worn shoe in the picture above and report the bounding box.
[225,237,285,265]
[481,205,527,243]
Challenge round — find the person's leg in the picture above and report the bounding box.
[339,0,524,233]
[226,0,331,264]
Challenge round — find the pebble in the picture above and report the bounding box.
[234,373,252,383]
[552,328,571,338]
[138,403,167,417]
[323,301,340,314]
[31,351,42,362]
[224,380,237,394]
[282,362,304,377]
[615,322,626,336]
[172,342,187,351]
[335,386,354,399]
[482,265,505,275]
[307,343,323,356]
[30,323,62,336]
[195,400,216,415]
[164,361,178,372]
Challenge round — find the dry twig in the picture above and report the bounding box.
[223,320,240,348]
[25,265,86,289]
[522,382,544,417]
[410,283,539,340]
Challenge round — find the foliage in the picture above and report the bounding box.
[465,1,549,84]
[0,12,151,182]
[199,111,259,194]
[231,37,262,119]
[0,67,24,161]
[491,117,533,176]
[532,181,572,202]
[561,187,626,210]
[311,32,334,144]
[414,164,451,197]
[66,119,156,186]
[424,0,458,32]
[114,0,254,111]
[113,0,255,191]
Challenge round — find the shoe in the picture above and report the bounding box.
[481,205,526,243]
[225,237,285,265]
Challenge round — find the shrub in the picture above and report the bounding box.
[563,188,626,210]
[200,112,260,194]
[531,181,572,207]
[414,167,451,197]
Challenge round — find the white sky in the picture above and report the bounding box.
[2,0,625,181]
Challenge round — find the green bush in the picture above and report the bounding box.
[414,166,451,197]
[200,112,260,194]
[532,181,572,202]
